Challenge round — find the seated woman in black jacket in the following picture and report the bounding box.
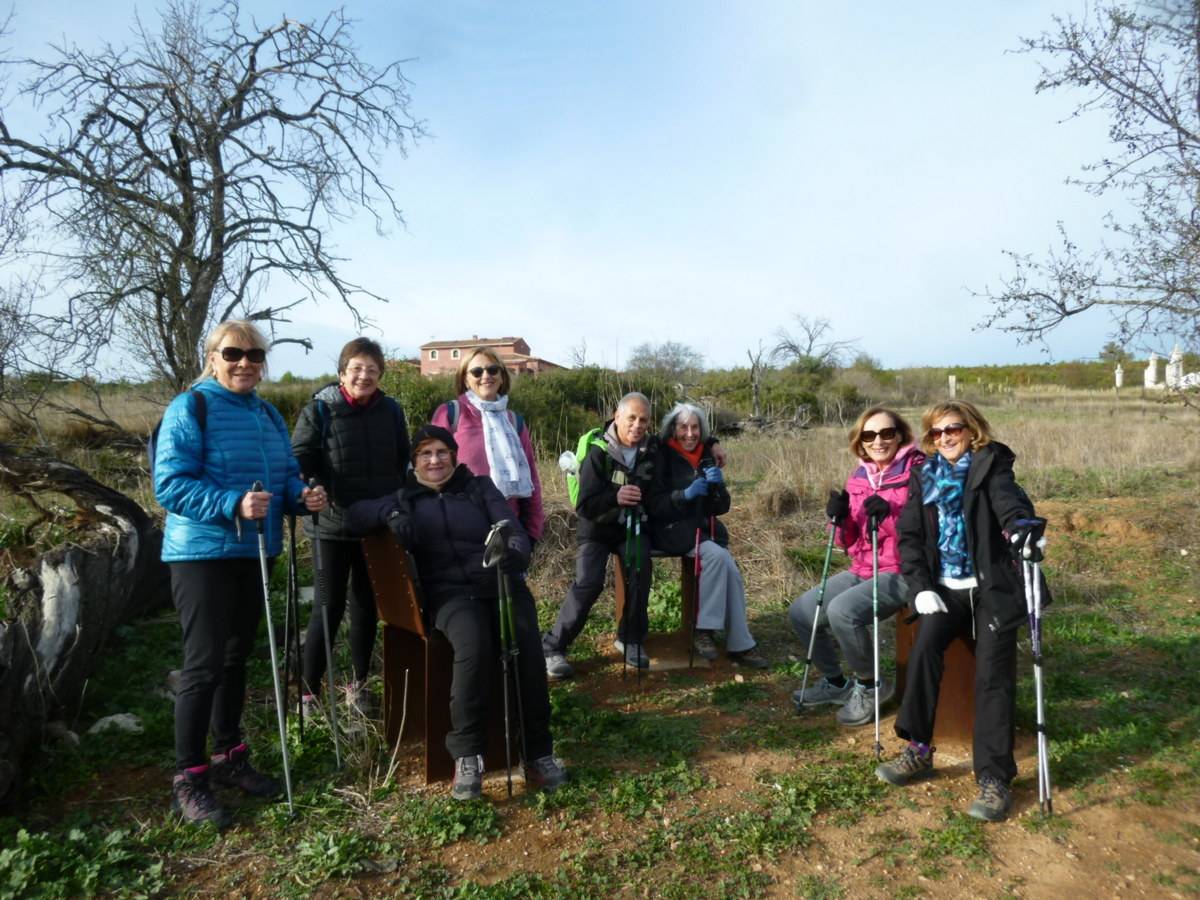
[876,400,1045,823]
[347,425,566,801]
[647,403,767,668]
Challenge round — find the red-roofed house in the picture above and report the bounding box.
[418,336,563,377]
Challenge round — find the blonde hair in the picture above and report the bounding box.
[919,399,993,456]
[847,406,913,461]
[196,320,269,384]
[454,346,512,396]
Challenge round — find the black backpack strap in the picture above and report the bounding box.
[446,398,459,432]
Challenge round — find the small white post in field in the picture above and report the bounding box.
[948,374,957,398]
[1114,364,1123,391]
[1144,352,1160,389]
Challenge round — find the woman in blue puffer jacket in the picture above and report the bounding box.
[153,319,326,829]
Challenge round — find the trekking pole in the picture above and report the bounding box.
[309,477,342,769]
[283,515,304,741]
[1019,519,1052,814]
[483,520,523,798]
[503,573,527,791]
[633,509,644,687]
[250,481,295,815]
[870,514,883,760]
[795,522,839,710]
[690,526,701,669]
[621,510,633,681]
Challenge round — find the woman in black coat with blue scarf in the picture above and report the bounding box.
[876,400,1045,823]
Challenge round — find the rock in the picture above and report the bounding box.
[87,713,143,735]
[44,720,80,746]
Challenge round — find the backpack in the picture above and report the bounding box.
[147,389,207,475]
[564,426,607,508]
[444,398,524,434]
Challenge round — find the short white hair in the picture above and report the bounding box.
[617,391,651,414]
[660,402,710,441]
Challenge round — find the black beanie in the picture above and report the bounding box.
[410,424,458,462]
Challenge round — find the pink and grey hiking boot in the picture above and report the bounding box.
[171,767,232,828]
[209,743,281,798]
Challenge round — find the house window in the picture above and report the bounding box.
[451,349,461,359]
[429,349,438,360]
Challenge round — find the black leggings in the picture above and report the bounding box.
[893,587,1019,783]
[303,538,379,691]
[171,558,269,771]
[431,578,554,762]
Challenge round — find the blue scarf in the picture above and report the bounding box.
[919,451,973,579]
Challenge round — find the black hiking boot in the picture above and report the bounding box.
[209,743,281,799]
[171,768,233,829]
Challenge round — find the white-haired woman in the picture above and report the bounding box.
[647,403,767,668]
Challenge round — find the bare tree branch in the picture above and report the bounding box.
[0,0,424,391]
[980,1,1200,350]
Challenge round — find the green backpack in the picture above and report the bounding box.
[559,426,608,508]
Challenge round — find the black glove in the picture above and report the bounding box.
[825,489,850,524]
[385,508,410,546]
[863,494,890,531]
[1008,517,1047,562]
[500,544,529,574]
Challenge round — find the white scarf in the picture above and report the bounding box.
[465,391,533,499]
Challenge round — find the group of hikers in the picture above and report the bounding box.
[152,320,1048,831]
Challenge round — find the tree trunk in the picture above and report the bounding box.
[0,444,169,805]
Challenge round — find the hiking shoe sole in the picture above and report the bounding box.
[875,762,935,787]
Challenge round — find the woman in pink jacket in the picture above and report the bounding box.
[788,407,924,726]
[431,347,544,542]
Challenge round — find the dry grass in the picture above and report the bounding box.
[527,396,1199,649]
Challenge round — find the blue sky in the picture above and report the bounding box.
[7,1,1125,375]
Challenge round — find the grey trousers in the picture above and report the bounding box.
[543,536,651,654]
[787,569,909,680]
[690,541,756,653]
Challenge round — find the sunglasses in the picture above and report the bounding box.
[469,365,502,378]
[860,427,898,443]
[218,346,266,364]
[929,423,969,439]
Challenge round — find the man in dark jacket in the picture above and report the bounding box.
[542,392,656,678]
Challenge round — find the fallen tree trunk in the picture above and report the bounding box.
[0,443,168,805]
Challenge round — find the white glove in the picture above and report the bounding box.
[914,590,948,615]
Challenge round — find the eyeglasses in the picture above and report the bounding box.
[860,428,898,443]
[346,365,380,377]
[929,423,969,439]
[415,448,452,461]
[218,346,266,364]
[469,365,502,378]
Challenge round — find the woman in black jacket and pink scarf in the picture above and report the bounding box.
[347,425,566,802]
[876,400,1045,823]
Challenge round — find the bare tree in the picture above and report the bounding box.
[746,342,770,420]
[980,1,1200,350]
[568,339,589,368]
[625,340,704,380]
[772,314,859,371]
[0,0,424,390]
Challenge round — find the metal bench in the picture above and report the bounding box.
[361,531,507,783]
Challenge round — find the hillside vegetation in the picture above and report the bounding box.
[1,394,1198,897]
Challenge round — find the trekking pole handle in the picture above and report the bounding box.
[251,480,265,534]
[307,477,321,527]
